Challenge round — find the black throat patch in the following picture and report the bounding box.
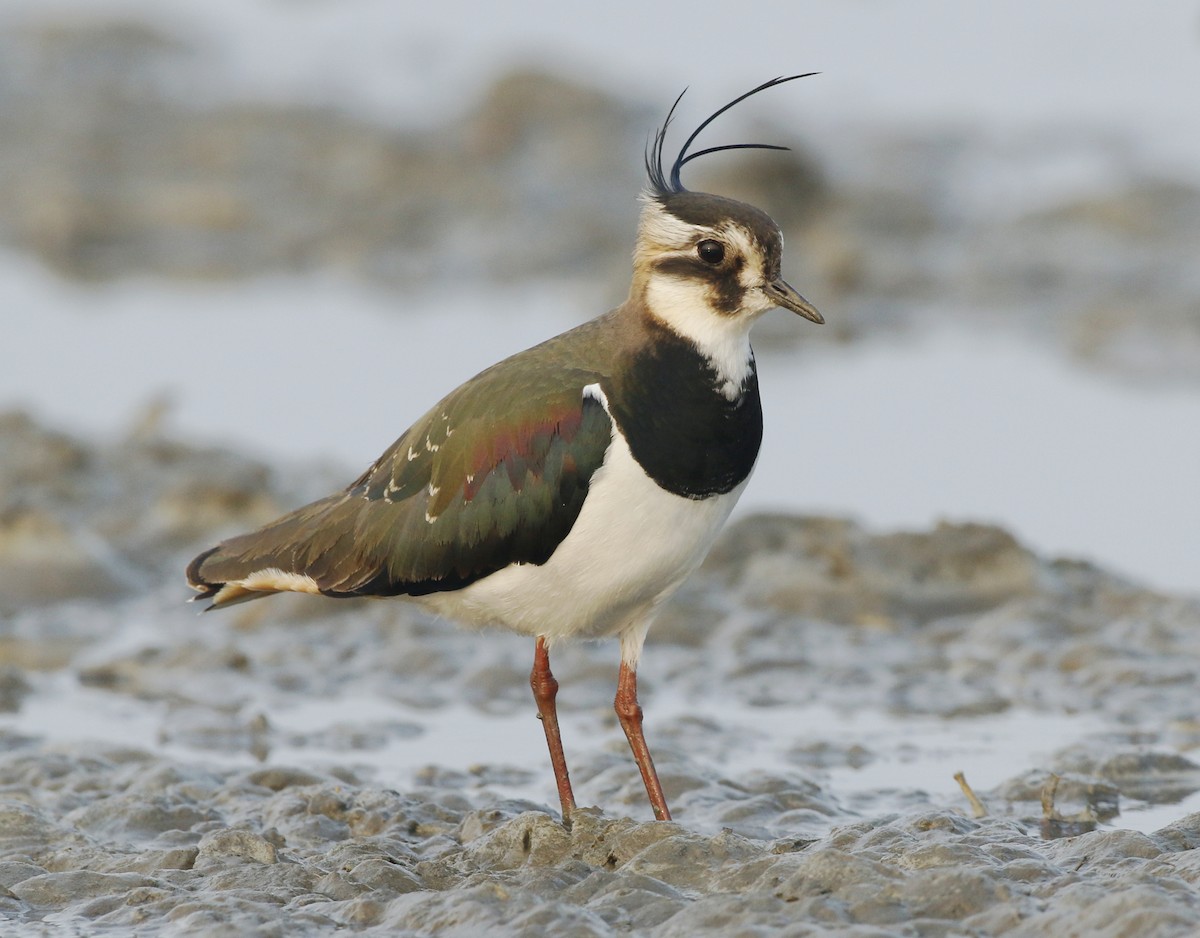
[604,324,762,499]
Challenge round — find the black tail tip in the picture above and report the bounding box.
[185,545,223,610]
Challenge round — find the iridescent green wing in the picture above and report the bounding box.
[188,364,613,600]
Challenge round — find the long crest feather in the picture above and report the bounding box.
[644,73,817,198]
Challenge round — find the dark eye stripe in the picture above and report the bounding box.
[651,255,746,315]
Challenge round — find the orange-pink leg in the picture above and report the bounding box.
[615,660,672,821]
[530,636,577,824]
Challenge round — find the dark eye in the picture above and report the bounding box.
[696,239,725,265]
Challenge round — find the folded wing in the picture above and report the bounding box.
[187,371,613,608]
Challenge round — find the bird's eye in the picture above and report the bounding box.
[696,240,725,265]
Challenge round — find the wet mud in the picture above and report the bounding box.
[3,414,1200,935]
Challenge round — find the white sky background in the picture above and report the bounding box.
[1,0,1199,594]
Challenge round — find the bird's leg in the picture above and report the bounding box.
[530,636,577,824]
[614,660,672,821]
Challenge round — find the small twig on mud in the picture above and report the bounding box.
[954,771,987,818]
[1041,773,1061,820]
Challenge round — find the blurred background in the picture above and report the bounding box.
[0,0,1199,870]
[1,0,1198,600]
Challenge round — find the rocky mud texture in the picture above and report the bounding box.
[4,412,1200,935]
[1,17,1198,383]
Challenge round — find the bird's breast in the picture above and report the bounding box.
[605,334,763,499]
[419,416,747,643]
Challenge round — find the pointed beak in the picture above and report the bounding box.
[765,278,823,324]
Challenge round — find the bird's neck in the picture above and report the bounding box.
[629,272,756,401]
[603,300,763,499]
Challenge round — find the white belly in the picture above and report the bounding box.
[420,422,748,664]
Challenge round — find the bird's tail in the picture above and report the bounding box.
[186,493,353,609]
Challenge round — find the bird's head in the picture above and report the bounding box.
[632,76,823,344]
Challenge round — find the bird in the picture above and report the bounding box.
[186,74,823,824]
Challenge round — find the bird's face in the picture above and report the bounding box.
[634,190,821,347]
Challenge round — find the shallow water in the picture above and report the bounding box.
[5,251,1198,596]
[1,639,1173,836]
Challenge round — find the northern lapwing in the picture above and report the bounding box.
[187,75,823,823]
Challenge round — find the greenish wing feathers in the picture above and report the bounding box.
[188,368,613,600]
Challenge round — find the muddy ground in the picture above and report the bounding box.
[3,414,1200,935]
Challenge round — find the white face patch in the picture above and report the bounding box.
[635,195,702,254]
[644,276,757,398]
[635,200,777,398]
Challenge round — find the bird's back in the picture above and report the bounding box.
[187,311,627,606]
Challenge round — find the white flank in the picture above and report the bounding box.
[419,387,747,667]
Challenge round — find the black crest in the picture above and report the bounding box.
[645,74,817,199]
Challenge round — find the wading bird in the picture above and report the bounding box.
[188,75,823,823]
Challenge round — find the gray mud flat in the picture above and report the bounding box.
[6,766,1200,937]
[4,412,1200,936]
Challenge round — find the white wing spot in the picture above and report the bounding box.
[583,382,611,412]
[407,446,419,461]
